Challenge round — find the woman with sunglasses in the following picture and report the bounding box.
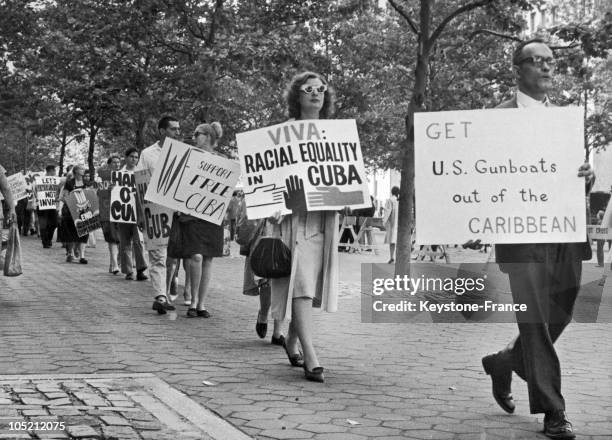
[167,122,225,318]
[268,72,339,383]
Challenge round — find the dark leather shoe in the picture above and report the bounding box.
[152,298,175,315]
[303,366,324,383]
[271,335,285,346]
[282,341,303,367]
[197,309,210,318]
[482,354,515,414]
[136,270,148,281]
[255,321,267,339]
[543,411,575,439]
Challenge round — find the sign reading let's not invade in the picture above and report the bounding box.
[145,138,240,225]
[34,176,60,210]
[415,107,586,245]
[236,119,371,220]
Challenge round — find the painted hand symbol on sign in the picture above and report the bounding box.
[283,175,307,214]
[307,187,364,207]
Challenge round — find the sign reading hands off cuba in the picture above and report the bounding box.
[415,107,586,244]
[144,138,240,226]
[236,119,371,219]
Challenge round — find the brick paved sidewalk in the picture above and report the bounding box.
[0,232,610,439]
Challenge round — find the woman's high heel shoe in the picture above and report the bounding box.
[303,365,324,383]
[282,342,303,367]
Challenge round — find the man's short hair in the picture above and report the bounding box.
[45,165,56,172]
[158,116,178,130]
[512,38,550,65]
[125,147,139,158]
[107,155,121,165]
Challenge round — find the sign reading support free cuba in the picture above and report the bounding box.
[414,107,586,245]
[236,119,371,220]
[144,138,240,226]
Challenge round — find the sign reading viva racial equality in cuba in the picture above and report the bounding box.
[110,171,137,224]
[235,119,371,219]
[135,169,174,249]
[65,188,101,237]
[0,173,28,205]
[34,176,60,210]
[145,138,241,225]
[415,107,586,245]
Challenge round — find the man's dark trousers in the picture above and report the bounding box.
[37,208,58,247]
[494,243,583,414]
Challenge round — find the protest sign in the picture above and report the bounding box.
[0,173,28,204]
[414,107,586,244]
[145,138,240,225]
[95,170,113,221]
[24,171,44,206]
[135,169,174,249]
[236,119,371,219]
[587,225,612,240]
[110,171,137,224]
[65,188,101,237]
[34,176,60,210]
[589,197,612,239]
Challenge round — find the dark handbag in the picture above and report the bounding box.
[167,217,185,259]
[3,223,22,277]
[250,223,292,278]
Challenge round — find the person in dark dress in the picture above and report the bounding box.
[167,122,225,318]
[57,165,89,264]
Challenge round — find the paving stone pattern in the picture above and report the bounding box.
[0,375,207,439]
[0,233,611,439]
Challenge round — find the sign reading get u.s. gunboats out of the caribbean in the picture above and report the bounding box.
[415,107,586,245]
[236,119,371,219]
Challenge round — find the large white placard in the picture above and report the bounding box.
[135,169,174,250]
[144,138,240,225]
[110,171,137,224]
[0,173,28,204]
[415,107,586,244]
[34,176,60,210]
[236,119,371,219]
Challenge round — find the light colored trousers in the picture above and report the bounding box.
[148,247,167,299]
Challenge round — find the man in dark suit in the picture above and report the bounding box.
[476,39,594,440]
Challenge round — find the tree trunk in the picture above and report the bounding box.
[23,130,29,172]
[584,88,589,162]
[59,127,67,176]
[135,114,146,151]
[395,0,431,276]
[88,122,97,177]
